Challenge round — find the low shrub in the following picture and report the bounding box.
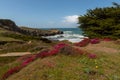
[48,49,59,56]
[17,54,35,62]
[54,43,68,49]
[60,45,75,55]
[90,38,100,44]
[103,38,112,41]
[2,42,97,80]
[2,66,22,80]
[74,38,90,47]
[21,56,36,67]
[36,50,49,58]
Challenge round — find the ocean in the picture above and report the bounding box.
[42,28,86,43]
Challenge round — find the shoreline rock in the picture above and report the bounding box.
[0,19,63,37]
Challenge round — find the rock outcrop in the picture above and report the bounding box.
[0,19,63,37]
[20,27,63,36]
[0,19,19,31]
[47,29,63,36]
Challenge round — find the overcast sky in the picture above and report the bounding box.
[0,0,120,28]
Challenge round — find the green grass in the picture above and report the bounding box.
[0,28,42,42]
[0,59,21,80]
[0,27,54,54]
[0,29,21,41]
[0,56,20,79]
[0,41,53,54]
[4,52,120,80]
[0,29,54,54]
[0,36,20,41]
[0,56,19,66]
[0,41,119,80]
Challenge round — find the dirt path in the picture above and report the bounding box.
[0,52,32,57]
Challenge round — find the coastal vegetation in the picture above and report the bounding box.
[0,22,120,80]
[0,39,120,80]
[78,2,120,39]
[0,2,120,80]
[0,19,62,54]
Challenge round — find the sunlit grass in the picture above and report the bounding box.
[4,51,120,80]
[0,41,119,80]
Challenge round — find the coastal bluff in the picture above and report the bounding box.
[20,27,63,36]
[0,19,63,37]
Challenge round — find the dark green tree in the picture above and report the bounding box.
[78,2,120,39]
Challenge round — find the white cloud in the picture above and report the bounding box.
[63,15,79,23]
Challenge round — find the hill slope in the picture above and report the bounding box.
[0,19,63,37]
[0,19,58,54]
[6,41,120,80]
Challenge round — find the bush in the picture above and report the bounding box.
[103,38,112,41]
[2,42,98,80]
[60,45,75,55]
[74,38,90,47]
[2,66,22,80]
[78,3,120,39]
[2,32,42,41]
[90,38,100,44]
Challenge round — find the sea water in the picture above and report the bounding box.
[42,28,86,43]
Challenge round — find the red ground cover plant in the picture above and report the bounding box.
[60,45,97,59]
[21,55,36,67]
[2,66,22,80]
[48,49,59,56]
[36,43,67,58]
[90,38,100,44]
[54,43,68,49]
[36,50,49,58]
[2,42,97,80]
[2,43,67,80]
[103,38,112,41]
[74,38,90,47]
[17,55,33,61]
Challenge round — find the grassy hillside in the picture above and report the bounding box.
[0,27,54,54]
[2,41,119,80]
[0,19,119,80]
[0,28,21,42]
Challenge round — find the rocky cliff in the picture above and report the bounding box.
[0,19,19,31]
[20,27,63,36]
[0,19,63,37]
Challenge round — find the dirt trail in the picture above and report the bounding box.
[0,52,32,57]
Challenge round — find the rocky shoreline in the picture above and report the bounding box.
[0,19,63,37]
[20,27,63,36]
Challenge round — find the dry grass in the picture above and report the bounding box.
[0,37,20,41]
[0,41,53,54]
[1,41,120,80]
[81,41,120,54]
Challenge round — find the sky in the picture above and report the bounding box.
[0,0,120,28]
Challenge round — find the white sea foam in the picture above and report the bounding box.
[42,31,86,43]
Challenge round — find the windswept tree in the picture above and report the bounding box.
[78,2,120,39]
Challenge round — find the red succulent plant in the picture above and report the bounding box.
[90,38,100,44]
[74,38,90,47]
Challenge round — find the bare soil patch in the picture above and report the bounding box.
[0,52,31,57]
